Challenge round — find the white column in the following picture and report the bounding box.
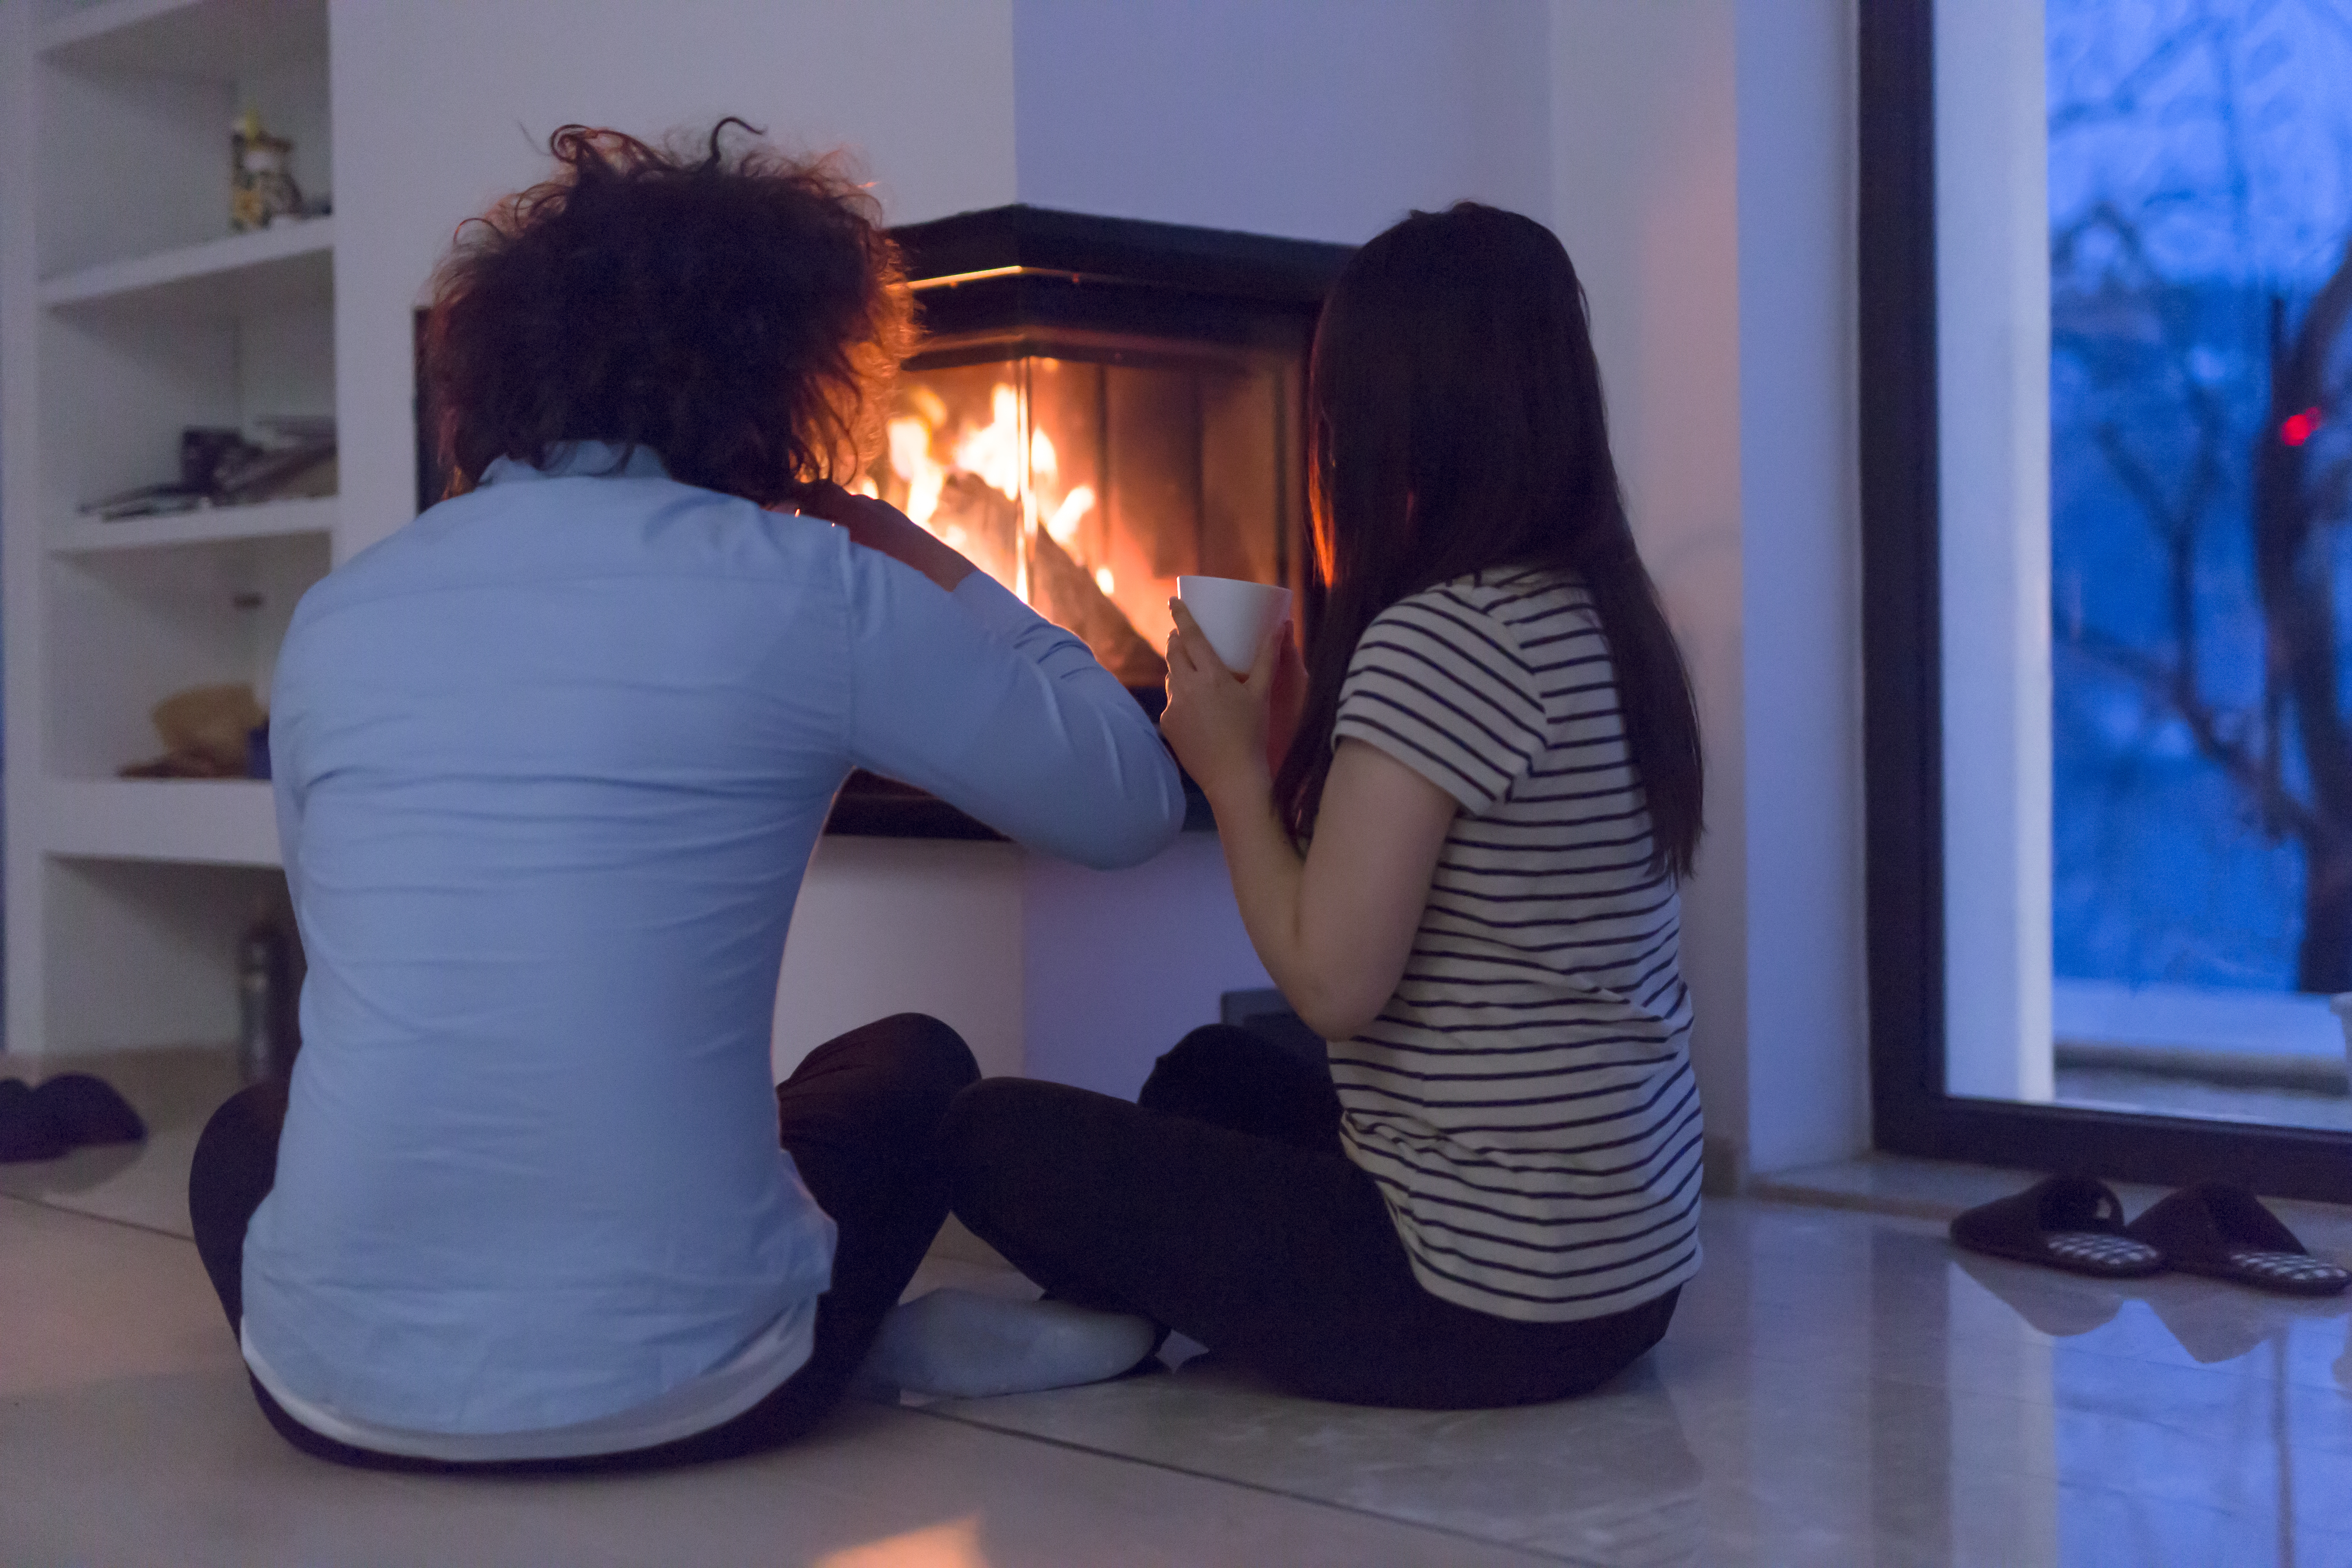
[1937,0,2054,1102]
[1736,0,1870,1168]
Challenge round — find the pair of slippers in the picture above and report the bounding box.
[0,1074,146,1164]
[1951,1174,2349,1297]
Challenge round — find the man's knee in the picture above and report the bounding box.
[876,1012,979,1093]
[189,1082,287,1212]
[829,1011,977,1096]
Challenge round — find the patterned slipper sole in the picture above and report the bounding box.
[2125,1182,2350,1298]
[1950,1174,2168,1279]
[2044,1232,2165,1274]
[2220,1247,2352,1297]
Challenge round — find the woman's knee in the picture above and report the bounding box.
[936,1077,1032,1186]
[937,1077,1120,1216]
[1137,1023,1271,1112]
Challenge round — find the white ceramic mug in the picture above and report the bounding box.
[1178,576,1293,673]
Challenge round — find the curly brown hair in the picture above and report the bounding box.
[423,119,915,506]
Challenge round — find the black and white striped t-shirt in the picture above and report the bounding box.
[1328,566,1702,1323]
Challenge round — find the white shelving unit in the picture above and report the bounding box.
[2,0,340,1060]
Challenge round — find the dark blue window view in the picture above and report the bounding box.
[2050,0,2352,998]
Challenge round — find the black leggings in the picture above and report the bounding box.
[941,1024,1678,1410]
[187,1012,978,1472]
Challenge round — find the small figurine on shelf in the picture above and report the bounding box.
[118,683,267,779]
[231,108,305,232]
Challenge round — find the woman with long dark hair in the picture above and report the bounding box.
[930,204,1706,1408]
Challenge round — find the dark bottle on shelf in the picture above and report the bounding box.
[236,912,303,1084]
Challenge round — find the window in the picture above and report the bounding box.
[1862,0,2352,1198]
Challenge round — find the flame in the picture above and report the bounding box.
[1045,485,1096,547]
[887,415,944,526]
[953,384,1025,500]
[869,370,1184,668]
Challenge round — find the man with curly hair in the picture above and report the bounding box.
[185,121,1185,1470]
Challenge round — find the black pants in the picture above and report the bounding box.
[187,1012,978,1472]
[941,1024,1678,1410]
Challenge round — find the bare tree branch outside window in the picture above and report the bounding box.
[2049,0,2352,993]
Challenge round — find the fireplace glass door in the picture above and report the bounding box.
[861,336,1301,692]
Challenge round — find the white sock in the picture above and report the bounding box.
[860,1288,1159,1399]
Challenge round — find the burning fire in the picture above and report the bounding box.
[865,370,1167,683]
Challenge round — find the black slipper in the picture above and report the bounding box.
[2124,1183,2350,1297]
[1949,1173,2165,1278]
[0,1079,74,1163]
[30,1072,146,1147]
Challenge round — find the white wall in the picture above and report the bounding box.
[1023,834,1272,1099]
[1553,0,1868,1179]
[771,837,1026,1082]
[1011,0,1551,244]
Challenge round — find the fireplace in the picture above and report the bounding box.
[826,206,1350,837]
[416,205,1349,837]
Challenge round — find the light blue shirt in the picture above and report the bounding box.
[242,442,1183,1436]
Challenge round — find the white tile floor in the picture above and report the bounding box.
[6,1060,2350,1566]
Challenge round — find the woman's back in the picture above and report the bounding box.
[1327,565,1703,1324]
[929,201,1702,1414]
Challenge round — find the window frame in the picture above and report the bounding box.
[1859,0,2352,1202]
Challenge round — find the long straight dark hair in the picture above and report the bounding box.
[1275,203,1705,876]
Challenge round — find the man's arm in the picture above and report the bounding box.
[831,502,1185,871]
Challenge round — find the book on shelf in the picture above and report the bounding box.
[78,419,337,521]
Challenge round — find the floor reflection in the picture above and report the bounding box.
[13,1158,2350,1565]
[1941,1225,2352,1564]
[927,1343,1706,1566]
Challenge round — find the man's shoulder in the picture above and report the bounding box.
[303,481,842,619]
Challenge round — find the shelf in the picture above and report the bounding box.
[40,219,333,319]
[51,497,335,556]
[40,0,326,78]
[44,778,280,868]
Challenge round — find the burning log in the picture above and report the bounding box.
[1029,527,1168,687]
[924,468,1166,687]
